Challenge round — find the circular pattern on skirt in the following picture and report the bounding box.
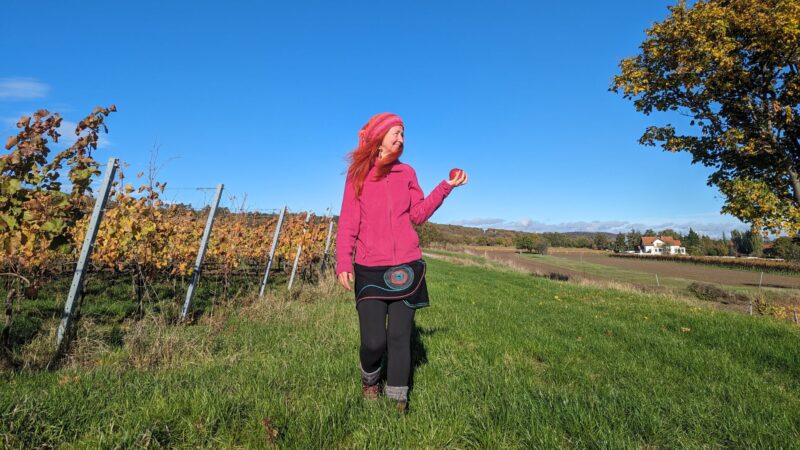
[383,265,414,291]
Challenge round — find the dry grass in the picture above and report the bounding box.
[462,245,609,255]
[118,272,344,371]
[547,247,609,255]
[424,250,527,273]
[16,312,218,372]
[10,317,115,371]
[62,319,122,369]
[292,270,343,303]
[17,319,59,370]
[122,313,216,370]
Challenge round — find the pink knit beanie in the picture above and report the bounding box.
[358,112,404,144]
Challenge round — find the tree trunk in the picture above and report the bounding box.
[787,164,800,207]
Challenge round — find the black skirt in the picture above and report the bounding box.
[353,259,429,309]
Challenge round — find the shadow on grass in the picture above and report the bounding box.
[373,324,445,395]
[409,325,446,394]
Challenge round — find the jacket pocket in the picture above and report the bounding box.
[356,239,370,259]
[398,221,420,251]
[367,231,394,261]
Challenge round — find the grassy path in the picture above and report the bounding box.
[2,258,799,448]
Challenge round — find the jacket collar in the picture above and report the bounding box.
[369,161,403,174]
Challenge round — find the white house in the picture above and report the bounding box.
[641,236,686,255]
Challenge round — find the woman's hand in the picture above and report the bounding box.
[447,170,469,187]
[338,271,354,291]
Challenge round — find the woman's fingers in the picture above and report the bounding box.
[338,272,353,290]
[446,171,469,187]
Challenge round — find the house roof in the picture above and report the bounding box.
[642,236,682,246]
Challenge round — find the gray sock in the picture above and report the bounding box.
[361,364,380,386]
[384,385,408,402]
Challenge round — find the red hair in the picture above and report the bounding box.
[346,135,403,197]
[346,113,404,197]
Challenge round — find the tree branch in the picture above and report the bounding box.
[0,273,30,286]
[786,164,800,206]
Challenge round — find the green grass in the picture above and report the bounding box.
[2,258,799,448]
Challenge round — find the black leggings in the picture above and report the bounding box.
[357,299,416,387]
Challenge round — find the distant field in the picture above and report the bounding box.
[461,246,800,311]
[469,246,800,288]
[555,251,800,289]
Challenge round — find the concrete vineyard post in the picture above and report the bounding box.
[288,211,311,291]
[55,157,118,358]
[320,217,335,274]
[259,205,287,297]
[180,184,224,321]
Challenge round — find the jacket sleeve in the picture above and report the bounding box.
[409,167,453,225]
[335,174,360,275]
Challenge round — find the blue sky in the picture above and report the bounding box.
[1,0,747,237]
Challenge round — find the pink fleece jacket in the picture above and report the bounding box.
[335,162,453,275]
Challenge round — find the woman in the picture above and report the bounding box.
[335,112,468,412]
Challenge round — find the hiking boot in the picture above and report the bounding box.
[362,383,380,400]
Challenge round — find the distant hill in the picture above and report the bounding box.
[413,222,618,249]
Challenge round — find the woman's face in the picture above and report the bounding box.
[379,125,404,158]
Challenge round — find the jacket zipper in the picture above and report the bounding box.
[386,176,396,262]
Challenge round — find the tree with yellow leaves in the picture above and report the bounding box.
[612,0,800,235]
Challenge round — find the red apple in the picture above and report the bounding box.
[449,168,463,180]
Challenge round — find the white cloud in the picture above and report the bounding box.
[0,78,49,100]
[450,217,505,226]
